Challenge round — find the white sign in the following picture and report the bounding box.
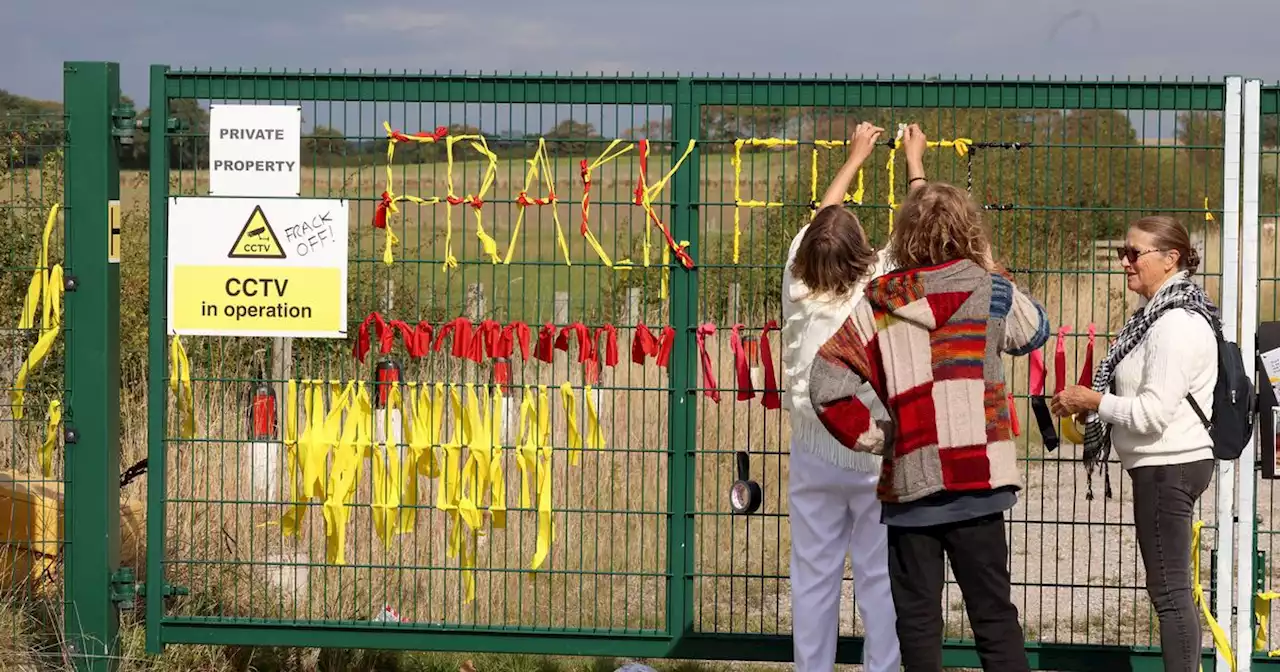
[166,197,349,338]
[209,104,302,197]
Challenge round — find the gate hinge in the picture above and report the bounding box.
[109,567,137,609]
[111,103,138,147]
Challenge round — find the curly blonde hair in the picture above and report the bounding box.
[888,182,994,271]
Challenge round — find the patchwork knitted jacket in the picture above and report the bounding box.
[807,258,1050,504]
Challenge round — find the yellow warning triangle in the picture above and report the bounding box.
[228,205,286,259]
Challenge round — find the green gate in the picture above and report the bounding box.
[142,68,1239,670]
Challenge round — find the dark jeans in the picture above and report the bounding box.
[887,512,1030,672]
[1130,459,1215,672]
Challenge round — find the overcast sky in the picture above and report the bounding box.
[5,0,1275,105]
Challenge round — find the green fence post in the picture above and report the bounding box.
[144,62,170,656]
[62,60,124,672]
[666,76,700,646]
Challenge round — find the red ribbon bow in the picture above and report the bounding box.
[472,319,505,360]
[1079,323,1096,387]
[695,323,720,403]
[389,126,448,144]
[730,324,754,402]
[1054,325,1071,395]
[1029,349,1047,396]
[518,192,555,207]
[633,139,649,206]
[555,323,595,364]
[354,312,389,363]
[389,319,433,359]
[760,320,781,409]
[632,323,675,368]
[535,323,557,363]
[374,192,393,230]
[434,317,479,362]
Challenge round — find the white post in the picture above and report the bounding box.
[727,283,741,327]
[553,292,569,325]
[1234,77,1261,672]
[627,287,642,326]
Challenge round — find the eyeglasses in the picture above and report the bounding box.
[1114,246,1166,264]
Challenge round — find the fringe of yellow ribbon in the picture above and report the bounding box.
[13,204,64,423]
[1191,520,1236,671]
[260,378,601,603]
[168,335,195,440]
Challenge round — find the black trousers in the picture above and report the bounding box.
[1130,459,1215,672]
[887,512,1030,672]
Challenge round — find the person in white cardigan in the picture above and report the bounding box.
[782,122,928,671]
[1050,215,1217,672]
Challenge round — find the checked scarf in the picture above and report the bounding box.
[1082,275,1221,500]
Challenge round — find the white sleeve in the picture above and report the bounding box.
[1097,310,1214,435]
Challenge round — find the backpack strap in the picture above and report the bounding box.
[1186,393,1212,430]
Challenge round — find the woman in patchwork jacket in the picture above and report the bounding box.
[807,166,1050,672]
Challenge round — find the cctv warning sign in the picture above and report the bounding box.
[228,205,286,259]
[166,197,349,338]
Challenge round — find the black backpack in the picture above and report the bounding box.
[1186,318,1256,461]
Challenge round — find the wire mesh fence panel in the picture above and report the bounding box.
[143,71,1237,668]
[686,78,1232,667]
[0,110,68,665]
[148,71,690,654]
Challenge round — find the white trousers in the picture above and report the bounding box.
[788,449,899,672]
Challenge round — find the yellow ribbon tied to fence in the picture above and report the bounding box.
[583,384,605,451]
[811,140,864,211]
[370,383,405,548]
[529,384,556,572]
[638,139,697,299]
[438,384,467,517]
[560,382,584,466]
[1192,520,1236,671]
[13,204,64,422]
[443,135,500,270]
[378,121,445,265]
[39,399,61,478]
[506,138,572,266]
[271,379,307,535]
[1255,591,1280,656]
[323,382,371,565]
[168,335,195,440]
[486,385,508,529]
[730,138,794,264]
[457,383,491,532]
[400,382,444,532]
[514,388,540,509]
[886,131,973,232]
[578,139,636,268]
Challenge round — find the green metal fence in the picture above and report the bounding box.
[0,62,126,672]
[131,69,1246,671]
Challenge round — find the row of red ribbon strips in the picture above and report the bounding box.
[352,312,782,408]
